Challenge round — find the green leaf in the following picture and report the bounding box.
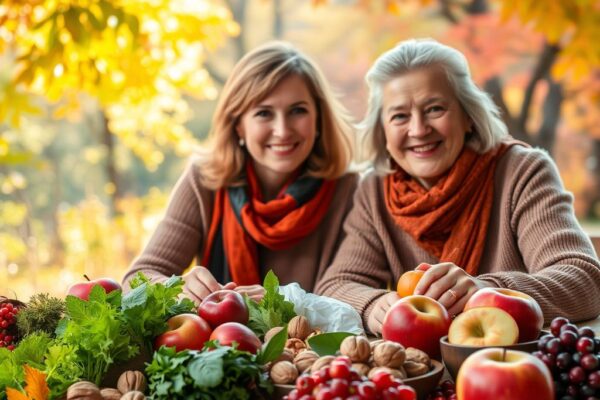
[88,284,107,303]
[121,283,148,310]
[64,295,87,321]
[188,347,228,388]
[256,326,287,365]
[307,332,355,356]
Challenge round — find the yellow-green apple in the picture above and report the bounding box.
[382,295,451,359]
[209,322,261,354]
[198,290,249,328]
[464,288,543,342]
[448,307,519,346]
[153,313,212,352]
[457,348,554,400]
[67,275,121,300]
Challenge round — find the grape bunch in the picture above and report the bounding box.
[532,317,600,399]
[425,380,456,400]
[0,301,20,350]
[283,355,417,400]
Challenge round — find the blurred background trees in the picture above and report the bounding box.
[1,0,599,299]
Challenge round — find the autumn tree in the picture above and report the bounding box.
[0,0,238,212]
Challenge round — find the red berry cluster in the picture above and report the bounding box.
[532,317,600,399]
[283,355,417,400]
[0,302,19,350]
[425,380,456,400]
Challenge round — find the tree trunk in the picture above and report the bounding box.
[100,111,121,215]
[536,78,563,153]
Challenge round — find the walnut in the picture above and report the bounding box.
[340,335,371,363]
[264,326,284,343]
[100,388,122,400]
[269,361,298,384]
[305,327,322,342]
[310,355,335,373]
[373,341,406,368]
[368,366,406,380]
[403,361,429,377]
[67,381,102,400]
[288,316,311,340]
[120,391,145,400]
[293,350,319,373]
[285,338,307,355]
[117,370,147,394]
[369,339,385,351]
[405,347,431,367]
[351,362,370,376]
[273,348,295,364]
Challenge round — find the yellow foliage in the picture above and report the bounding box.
[0,0,237,167]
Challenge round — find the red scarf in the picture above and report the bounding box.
[384,142,523,275]
[203,162,336,285]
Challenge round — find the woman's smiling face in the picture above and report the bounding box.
[381,65,472,188]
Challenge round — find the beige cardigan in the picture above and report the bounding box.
[315,145,600,327]
[124,164,358,292]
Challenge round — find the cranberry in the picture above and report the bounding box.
[329,378,349,398]
[381,387,401,400]
[314,388,334,400]
[334,355,352,366]
[357,381,377,400]
[396,385,417,400]
[329,361,352,380]
[296,375,315,392]
[370,370,396,391]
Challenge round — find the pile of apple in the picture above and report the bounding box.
[533,316,600,399]
[448,287,544,346]
[282,355,417,400]
[154,289,261,354]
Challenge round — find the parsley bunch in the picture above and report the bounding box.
[245,270,296,338]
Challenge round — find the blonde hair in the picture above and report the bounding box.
[360,38,508,173]
[195,41,354,189]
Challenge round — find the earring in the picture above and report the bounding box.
[239,138,245,147]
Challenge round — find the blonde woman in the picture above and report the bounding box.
[124,42,357,304]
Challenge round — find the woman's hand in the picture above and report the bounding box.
[414,262,494,316]
[181,266,231,304]
[366,292,401,336]
[234,285,265,302]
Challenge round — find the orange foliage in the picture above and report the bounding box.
[6,365,49,400]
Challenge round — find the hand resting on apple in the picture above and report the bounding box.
[182,266,265,304]
[413,262,494,317]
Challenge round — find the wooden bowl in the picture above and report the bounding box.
[273,360,444,400]
[404,359,445,400]
[440,331,546,380]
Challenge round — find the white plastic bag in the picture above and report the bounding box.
[279,283,364,335]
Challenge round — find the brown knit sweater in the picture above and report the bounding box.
[123,164,358,291]
[315,145,600,326]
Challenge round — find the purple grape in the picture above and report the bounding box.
[577,337,595,354]
[581,353,599,371]
[569,366,586,384]
[546,338,564,355]
[551,317,570,336]
[560,330,579,349]
[579,326,595,339]
[557,352,573,370]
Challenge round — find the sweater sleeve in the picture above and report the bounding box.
[478,149,600,323]
[314,174,391,329]
[122,164,211,289]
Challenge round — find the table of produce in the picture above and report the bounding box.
[1,269,600,400]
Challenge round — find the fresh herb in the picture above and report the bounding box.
[121,273,195,354]
[306,332,354,356]
[146,343,272,400]
[55,285,138,387]
[255,325,287,365]
[43,342,83,399]
[0,332,52,399]
[245,270,296,338]
[16,293,65,338]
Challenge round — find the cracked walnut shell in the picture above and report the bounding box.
[285,338,307,355]
[270,361,298,384]
[340,335,371,363]
[373,341,406,368]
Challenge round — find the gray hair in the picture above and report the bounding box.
[360,38,508,172]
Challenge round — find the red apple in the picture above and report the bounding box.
[67,275,121,300]
[464,288,543,342]
[209,322,261,354]
[153,313,212,352]
[382,295,451,359]
[457,348,554,400]
[198,289,249,328]
[448,307,519,346]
